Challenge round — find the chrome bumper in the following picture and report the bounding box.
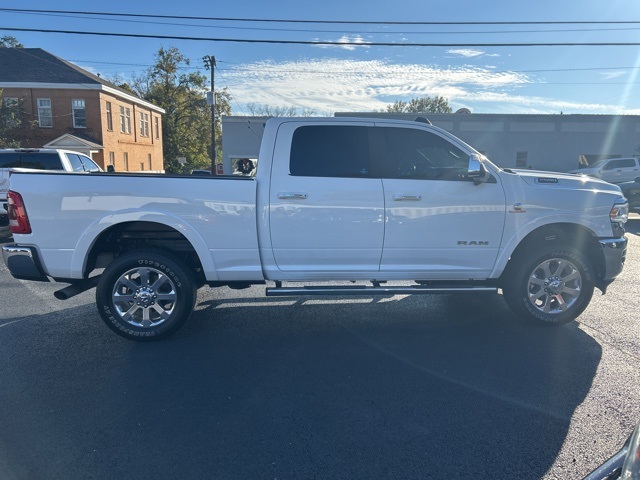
[2,244,49,281]
[599,237,627,281]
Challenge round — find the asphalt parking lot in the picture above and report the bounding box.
[0,220,639,480]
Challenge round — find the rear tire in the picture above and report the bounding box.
[503,245,594,325]
[96,250,197,341]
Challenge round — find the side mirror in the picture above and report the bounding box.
[468,156,490,185]
[106,165,115,173]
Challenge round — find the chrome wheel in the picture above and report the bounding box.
[527,257,583,315]
[111,266,177,328]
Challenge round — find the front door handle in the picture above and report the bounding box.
[278,192,308,200]
[393,194,422,201]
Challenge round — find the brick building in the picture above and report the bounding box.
[0,48,164,172]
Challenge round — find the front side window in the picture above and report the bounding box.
[379,127,468,181]
[79,155,101,172]
[606,159,636,170]
[72,99,86,128]
[37,98,52,128]
[289,125,370,178]
[66,153,86,172]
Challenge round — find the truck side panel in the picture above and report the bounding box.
[9,172,262,281]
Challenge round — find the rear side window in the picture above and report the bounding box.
[18,153,64,170]
[0,153,21,168]
[289,125,371,178]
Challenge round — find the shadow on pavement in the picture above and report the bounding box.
[0,291,601,480]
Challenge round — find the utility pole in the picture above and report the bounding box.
[203,55,216,174]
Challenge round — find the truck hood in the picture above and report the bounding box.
[509,168,623,195]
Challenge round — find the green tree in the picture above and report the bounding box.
[133,47,231,174]
[384,95,452,114]
[0,36,24,48]
[0,90,22,147]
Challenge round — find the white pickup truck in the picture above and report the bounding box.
[2,117,629,340]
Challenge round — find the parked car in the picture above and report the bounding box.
[583,420,640,479]
[190,169,212,176]
[568,157,640,184]
[0,148,102,222]
[619,177,640,214]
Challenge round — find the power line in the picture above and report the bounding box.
[5,26,640,46]
[7,10,640,35]
[1,8,640,26]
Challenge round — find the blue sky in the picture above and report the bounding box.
[3,0,640,115]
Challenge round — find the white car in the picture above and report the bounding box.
[0,148,102,221]
[568,157,640,183]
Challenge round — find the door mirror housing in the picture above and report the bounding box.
[468,155,490,185]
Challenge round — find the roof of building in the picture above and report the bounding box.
[0,48,164,113]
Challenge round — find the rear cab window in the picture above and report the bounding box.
[289,125,371,178]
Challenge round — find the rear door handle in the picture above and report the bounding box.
[393,194,422,201]
[278,192,308,200]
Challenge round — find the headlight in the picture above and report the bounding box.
[611,197,629,224]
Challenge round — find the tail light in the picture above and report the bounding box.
[7,191,31,234]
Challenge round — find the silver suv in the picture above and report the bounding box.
[1,149,102,224]
[568,157,640,183]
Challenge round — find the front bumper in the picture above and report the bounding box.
[2,244,49,281]
[598,237,627,282]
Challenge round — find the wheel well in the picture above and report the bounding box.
[85,221,205,285]
[502,223,605,283]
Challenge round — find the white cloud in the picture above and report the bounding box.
[599,71,626,80]
[447,49,500,58]
[447,49,485,58]
[313,35,371,51]
[219,58,640,115]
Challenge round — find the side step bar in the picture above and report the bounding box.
[266,284,497,297]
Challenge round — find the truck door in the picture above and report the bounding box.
[268,122,385,274]
[375,125,506,279]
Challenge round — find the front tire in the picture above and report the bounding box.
[503,245,594,325]
[96,250,197,341]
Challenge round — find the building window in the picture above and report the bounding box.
[140,162,145,171]
[106,102,113,131]
[139,112,149,137]
[119,106,131,134]
[154,117,159,139]
[37,98,52,128]
[3,97,19,128]
[148,153,152,170]
[123,152,129,171]
[109,151,115,166]
[516,151,528,168]
[72,99,86,128]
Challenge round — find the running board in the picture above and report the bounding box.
[266,284,497,297]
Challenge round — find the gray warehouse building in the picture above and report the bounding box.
[221,113,640,174]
